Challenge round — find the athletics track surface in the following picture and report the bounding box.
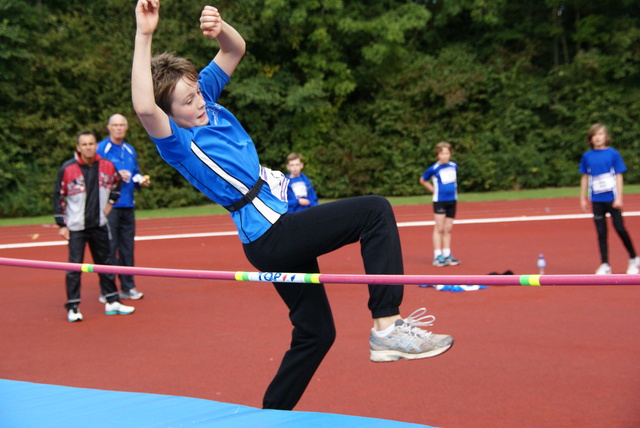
[1,197,639,427]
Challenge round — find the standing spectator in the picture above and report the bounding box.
[53,131,135,322]
[579,123,640,275]
[420,141,461,267]
[285,152,318,213]
[97,114,150,300]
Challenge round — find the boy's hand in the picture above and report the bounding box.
[136,0,160,35]
[613,197,623,209]
[200,6,222,39]
[579,197,588,213]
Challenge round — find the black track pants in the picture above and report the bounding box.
[243,195,404,410]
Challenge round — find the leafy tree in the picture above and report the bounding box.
[1,0,639,216]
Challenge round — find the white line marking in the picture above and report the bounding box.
[2,211,639,250]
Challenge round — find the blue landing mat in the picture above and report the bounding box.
[0,379,433,427]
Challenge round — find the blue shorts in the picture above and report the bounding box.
[433,200,456,218]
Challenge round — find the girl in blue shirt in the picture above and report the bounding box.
[420,142,461,267]
[579,123,639,275]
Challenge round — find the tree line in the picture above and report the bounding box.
[1,0,639,217]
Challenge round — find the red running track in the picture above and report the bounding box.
[1,197,639,427]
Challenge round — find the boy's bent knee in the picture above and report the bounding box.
[310,322,337,348]
[315,330,336,355]
[295,322,336,355]
[360,195,393,214]
[367,194,391,207]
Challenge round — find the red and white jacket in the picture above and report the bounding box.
[53,152,121,232]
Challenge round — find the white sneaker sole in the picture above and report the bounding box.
[105,307,135,316]
[120,292,144,300]
[370,342,454,362]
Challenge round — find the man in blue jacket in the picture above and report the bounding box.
[97,114,150,301]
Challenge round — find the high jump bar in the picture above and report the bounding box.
[1,256,639,286]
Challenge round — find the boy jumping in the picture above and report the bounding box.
[132,0,453,410]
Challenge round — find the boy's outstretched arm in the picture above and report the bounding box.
[200,6,246,77]
[131,0,172,139]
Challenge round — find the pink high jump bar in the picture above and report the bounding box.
[1,256,639,286]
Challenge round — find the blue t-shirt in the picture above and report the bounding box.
[97,139,140,208]
[150,61,287,243]
[285,173,318,213]
[422,161,458,202]
[578,147,626,203]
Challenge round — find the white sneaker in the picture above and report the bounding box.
[105,301,135,316]
[68,308,83,322]
[98,295,107,304]
[626,257,640,274]
[595,263,612,275]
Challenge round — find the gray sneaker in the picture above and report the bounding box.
[370,308,454,362]
[120,288,144,300]
[432,255,447,267]
[444,255,461,266]
[100,288,143,302]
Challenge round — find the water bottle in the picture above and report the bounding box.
[537,254,546,275]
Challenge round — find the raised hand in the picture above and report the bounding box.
[136,0,160,35]
[200,6,222,39]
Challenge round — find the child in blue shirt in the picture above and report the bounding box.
[285,153,318,213]
[132,0,453,411]
[420,142,461,267]
[579,123,639,275]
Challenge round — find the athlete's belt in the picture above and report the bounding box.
[224,179,266,212]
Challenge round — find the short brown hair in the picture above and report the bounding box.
[151,52,199,115]
[586,123,611,149]
[435,141,452,156]
[286,152,303,163]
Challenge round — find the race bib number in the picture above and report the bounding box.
[439,167,457,184]
[291,181,308,199]
[592,173,615,194]
[260,166,289,203]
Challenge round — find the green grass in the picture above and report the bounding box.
[4,185,640,227]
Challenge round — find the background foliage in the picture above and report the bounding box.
[1,0,639,217]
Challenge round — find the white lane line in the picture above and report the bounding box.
[2,211,639,250]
